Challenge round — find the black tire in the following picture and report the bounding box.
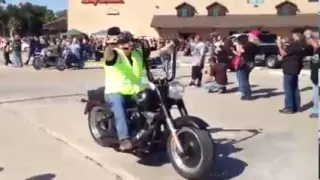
[265,54,278,69]
[167,127,214,180]
[55,57,67,71]
[32,57,44,70]
[78,60,85,69]
[88,106,115,147]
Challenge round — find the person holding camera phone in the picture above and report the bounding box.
[277,28,310,114]
[233,33,259,100]
[102,27,176,151]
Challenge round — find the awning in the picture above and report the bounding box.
[91,30,108,36]
[151,14,318,28]
[43,17,67,30]
[61,29,86,36]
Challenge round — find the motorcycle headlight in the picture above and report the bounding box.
[168,81,184,100]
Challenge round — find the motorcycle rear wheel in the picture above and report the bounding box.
[167,127,214,180]
[88,106,115,147]
[32,57,44,70]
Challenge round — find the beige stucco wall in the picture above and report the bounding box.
[68,0,318,37]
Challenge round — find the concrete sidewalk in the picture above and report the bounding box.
[0,108,122,180]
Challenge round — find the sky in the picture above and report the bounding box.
[7,0,67,11]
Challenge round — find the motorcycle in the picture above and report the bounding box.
[64,48,85,69]
[81,47,215,179]
[32,48,66,71]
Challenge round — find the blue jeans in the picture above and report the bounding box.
[236,67,251,97]
[203,81,225,91]
[312,83,319,114]
[283,74,301,112]
[104,93,131,140]
[12,51,23,67]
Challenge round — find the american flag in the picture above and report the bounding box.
[0,0,5,3]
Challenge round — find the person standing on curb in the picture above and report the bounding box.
[11,35,23,67]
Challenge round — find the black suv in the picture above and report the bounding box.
[229,33,280,69]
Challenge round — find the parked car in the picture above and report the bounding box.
[228,33,281,69]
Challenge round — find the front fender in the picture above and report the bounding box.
[173,116,209,130]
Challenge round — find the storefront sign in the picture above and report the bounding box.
[106,8,120,15]
[81,0,124,5]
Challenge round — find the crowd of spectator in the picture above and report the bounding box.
[1,28,319,119]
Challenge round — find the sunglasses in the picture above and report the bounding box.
[121,47,130,50]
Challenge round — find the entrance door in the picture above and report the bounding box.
[179,32,195,40]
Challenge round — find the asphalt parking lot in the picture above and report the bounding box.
[0,54,317,180]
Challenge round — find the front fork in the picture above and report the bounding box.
[176,99,188,117]
[161,99,189,154]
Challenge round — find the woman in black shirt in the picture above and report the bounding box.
[277,29,307,114]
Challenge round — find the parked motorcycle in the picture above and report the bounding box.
[64,48,85,69]
[81,46,215,179]
[32,48,66,71]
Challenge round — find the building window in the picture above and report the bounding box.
[208,7,220,16]
[279,7,290,16]
[206,3,228,16]
[275,1,298,16]
[179,8,189,17]
[176,3,195,17]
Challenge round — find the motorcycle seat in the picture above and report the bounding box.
[87,87,136,110]
[87,86,105,103]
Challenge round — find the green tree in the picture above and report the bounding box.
[8,16,21,37]
[3,2,58,36]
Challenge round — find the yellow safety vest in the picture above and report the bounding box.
[102,48,144,95]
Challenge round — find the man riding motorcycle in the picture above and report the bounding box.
[102,27,176,151]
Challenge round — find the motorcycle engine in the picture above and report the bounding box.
[130,111,157,141]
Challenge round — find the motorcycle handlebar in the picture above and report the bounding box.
[143,46,177,84]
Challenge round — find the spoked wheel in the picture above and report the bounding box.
[88,106,115,147]
[167,127,214,180]
[32,57,44,70]
[56,57,67,71]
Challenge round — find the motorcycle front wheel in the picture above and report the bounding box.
[167,127,214,180]
[32,57,44,70]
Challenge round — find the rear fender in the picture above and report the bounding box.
[84,100,103,114]
[173,116,209,130]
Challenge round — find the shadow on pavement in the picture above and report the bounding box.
[251,86,312,100]
[137,128,262,179]
[227,84,259,93]
[300,100,313,112]
[25,173,56,180]
[206,143,246,180]
[205,128,263,180]
[0,167,3,172]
